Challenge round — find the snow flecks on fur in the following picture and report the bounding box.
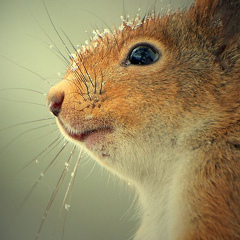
[119,10,156,31]
[69,53,79,72]
[76,27,113,55]
[69,12,157,72]
[70,61,79,72]
[69,27,114,71]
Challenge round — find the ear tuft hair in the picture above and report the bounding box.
[192,0,240,38]
[190,0,240,70]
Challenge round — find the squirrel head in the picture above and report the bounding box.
[47,0,240,179]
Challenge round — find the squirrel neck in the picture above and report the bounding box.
[132,126,240,240]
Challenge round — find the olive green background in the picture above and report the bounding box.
[0,0,193,239]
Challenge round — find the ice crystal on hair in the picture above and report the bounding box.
[69,53,77,61]
[65,162,69,167]
[103,28,110,34]
[166,4,172,15]
[65,204,71,211]
[119,12,155,31]
[70,61,79,72]
[69,12,156,60]
[213,18,223,27]
[69,53,78,72]
[92,29,101,37]
[119,15,142,31]
[93,42,99,48]
[92,29,102,42]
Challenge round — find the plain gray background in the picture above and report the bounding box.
[0,0,194,240]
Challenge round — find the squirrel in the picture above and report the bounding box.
[47,0,240,239]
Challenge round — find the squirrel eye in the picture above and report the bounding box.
[127,45,159,65]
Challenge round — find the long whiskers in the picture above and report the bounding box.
[0,55,53,86]
[29,11,70,68]
[62,30,94,89]
[0,121,56,154]
[35,144,78,240]
[61,150,82,240]
[63,76,88,101]
[81,8,121,53]
[41,1,71,67]
[0,88,47,96]
[1,134,61,184]
[42,0,93,101]
[50,148,82,240]
[0,96,46,106]
[0,118,54,132]
[3,136,66,236]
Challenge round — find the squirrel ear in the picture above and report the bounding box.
[212,0,240,42]
[192,0,240,39]
[191,0,240,70]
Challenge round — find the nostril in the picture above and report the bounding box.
[48,92,65,117]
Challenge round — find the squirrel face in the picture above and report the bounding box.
[46,0,240,239]
[47,0,239,179]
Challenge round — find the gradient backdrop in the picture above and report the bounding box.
[0,0,193,239]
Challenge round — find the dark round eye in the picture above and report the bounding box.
[127,45,159,65]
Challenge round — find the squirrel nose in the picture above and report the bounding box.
[47,90,65,117]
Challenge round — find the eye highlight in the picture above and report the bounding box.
[125,44,160,66]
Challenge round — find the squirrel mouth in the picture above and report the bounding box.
[67,128,113,142]
[57,118,113,144]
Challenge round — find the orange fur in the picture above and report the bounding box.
[47,0,240,239]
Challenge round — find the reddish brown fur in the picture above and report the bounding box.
[47,0,240,239]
